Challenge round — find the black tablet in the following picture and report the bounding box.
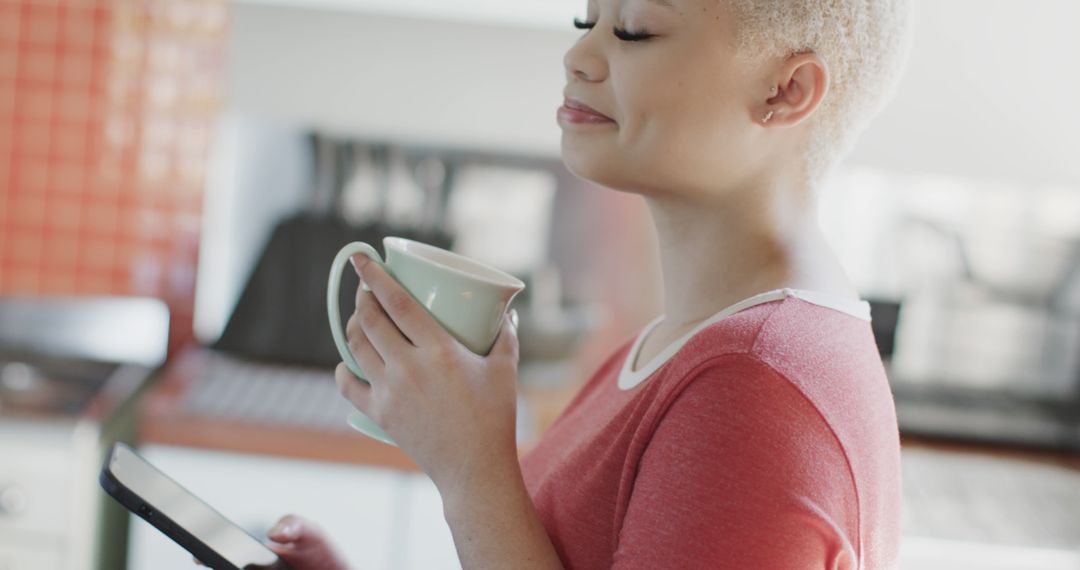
[100,442,293,570]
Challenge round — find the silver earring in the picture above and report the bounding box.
[761,110,774,124]
[769,86,777,95]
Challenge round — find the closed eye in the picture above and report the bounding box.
[613,27,654,41]
[573,17,595,30]
[573,18,655,42]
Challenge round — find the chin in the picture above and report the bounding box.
[560,133,647,194]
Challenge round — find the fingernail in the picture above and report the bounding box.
[350,255,368,276]
[510,309,519,329]
[268,520,286,537]
[269,520,300,541]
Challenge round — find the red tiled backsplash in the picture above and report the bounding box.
[0,0,226,358]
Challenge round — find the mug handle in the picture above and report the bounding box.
[327,242,384,383]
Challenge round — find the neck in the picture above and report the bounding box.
[644,176,857,330]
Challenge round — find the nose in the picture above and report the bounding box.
[563,32,608,83]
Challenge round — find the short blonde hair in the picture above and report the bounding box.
[730,0,913,184]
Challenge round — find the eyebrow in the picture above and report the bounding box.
[648,0,675,6]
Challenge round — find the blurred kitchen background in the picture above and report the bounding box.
[1,0,1078,569]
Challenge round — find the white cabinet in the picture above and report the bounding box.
[127,445,461,570]
[0,423,73,570]
[399,475,459,570]
[0,544,62,570]
[0,443,69,537]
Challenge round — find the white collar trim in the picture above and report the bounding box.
[616,288,872,391]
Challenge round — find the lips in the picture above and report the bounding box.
[564,98,613,120]
[557,97,617,127]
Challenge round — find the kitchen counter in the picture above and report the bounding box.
[140,346,1080,494]
[901,433,1080,471]
[899,437,1080,568]
[140,345,1080,473]
[137,345,586,470]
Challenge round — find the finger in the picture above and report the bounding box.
[335,361,374,414]
[267,514,306,543]
[345,312,385,378]
[355,287,413,362]
[353,255,449,347]
[266,515,351,570]
[489,310,520,363]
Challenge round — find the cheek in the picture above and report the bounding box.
[622,78,743,182]
[618,59,699,134]
[560,58,754,192]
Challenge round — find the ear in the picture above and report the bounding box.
[761,52,829,128]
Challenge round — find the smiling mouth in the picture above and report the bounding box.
[558,98,616,125]
[563,98,613,120]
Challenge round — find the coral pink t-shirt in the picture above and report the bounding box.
[520,289,902,569]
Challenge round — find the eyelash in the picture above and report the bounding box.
[573,17,655,42]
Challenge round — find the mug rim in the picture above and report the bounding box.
[384,237,525,291]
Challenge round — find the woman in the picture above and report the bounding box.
[265,0,912,568]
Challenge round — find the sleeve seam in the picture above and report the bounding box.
[614,351,863,567]
[742,354,863,568]
[743,298,862,565]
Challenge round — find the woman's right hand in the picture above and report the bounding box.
[262,514,352,570]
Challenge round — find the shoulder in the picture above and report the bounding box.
[650,351,845,458]
[657,294,875,376]
[664,296,885,417]
[620,357,862,567]
[747,296,880,371]
[677,296,878,367]
[634,353,861,546]
[639,297,882,486]
[651,295,891,459]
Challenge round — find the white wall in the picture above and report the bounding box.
[192,116,312,343]
[848,0,1080,187]
[226,1,578,157]
[237,0,584,30]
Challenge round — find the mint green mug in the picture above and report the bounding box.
[327,236,525,446]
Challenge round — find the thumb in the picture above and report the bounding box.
[267,514,305,543]
[266,515,351,570]
[491,309,519,361]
